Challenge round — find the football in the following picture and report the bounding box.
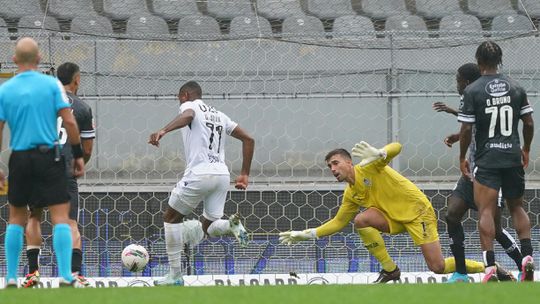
[121,244,149,272]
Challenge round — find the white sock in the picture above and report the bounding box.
[181,220,205,246]
[207,219,231,237]
[164,222,184,275]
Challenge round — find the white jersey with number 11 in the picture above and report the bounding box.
[180,99,238,177]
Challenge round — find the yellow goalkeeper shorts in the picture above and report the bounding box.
[382,206,439,246]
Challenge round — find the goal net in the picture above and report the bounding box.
[0,0,539,284]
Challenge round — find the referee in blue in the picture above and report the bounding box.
[0,37,85,287]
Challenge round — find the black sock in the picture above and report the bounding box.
[72,248,83,274]
[447,218,466,274]
[450,244,467,274]
[483,250,495,267]
[495,231,522,271]
[520,238,533,258]
[27,248,40,273]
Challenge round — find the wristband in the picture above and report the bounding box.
[303,229,318,239]
[71,144,83,159]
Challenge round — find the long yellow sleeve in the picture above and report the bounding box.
[315,198,358,237]
[369,142,402,169]
[383,142,402,162]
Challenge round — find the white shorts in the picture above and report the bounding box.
[168,174,229,221]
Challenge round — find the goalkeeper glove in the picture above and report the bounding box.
[279,229,317,245]
[351,141,387,166]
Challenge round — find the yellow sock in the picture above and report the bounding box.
[357,227,396,272]
[443,257,485,274]
[465,259,485,273]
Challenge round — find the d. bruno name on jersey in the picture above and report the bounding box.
[486,96,511,107]
[458,74,532,168]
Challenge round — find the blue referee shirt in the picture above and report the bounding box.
[0,70,70,151]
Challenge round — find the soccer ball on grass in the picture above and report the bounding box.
[121,244,149,272]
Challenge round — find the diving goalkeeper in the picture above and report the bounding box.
[279,142,486,283]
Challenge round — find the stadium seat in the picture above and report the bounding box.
[207,0,253,20]
[281,15,326,39]
[256,0,305,20]
[0,0,42,19]
[438,14,483,37]
[467,0,516,19]
[361,0,410,19]
[45,0,96,21]
[305,0,356,19]
[126,14,170,38]
[491,14,534,37]
[517,0,540,18]
[229,15,273,38]
[102,0,149,20]
[149,0,200,21]
[415,0,463,19]
[385,15,428,38]
[177,15,221,40]
[70,14,114,38]
[18,15,60,36]
[332,15,375,38]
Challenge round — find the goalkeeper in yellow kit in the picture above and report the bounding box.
[279,141,484,283]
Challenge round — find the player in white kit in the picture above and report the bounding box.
[148,81,255,285]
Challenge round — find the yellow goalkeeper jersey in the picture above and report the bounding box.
[316,143,432,237]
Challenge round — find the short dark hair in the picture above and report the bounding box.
[325,148,351,162]
[457,63,481,83]
[57,62,80,85]
[179,81,202,97]
[475,41,503,69]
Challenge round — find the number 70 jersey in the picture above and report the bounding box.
[179,99,238,177]
[458,74,533,168]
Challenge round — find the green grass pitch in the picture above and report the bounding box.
[2,283,540,304]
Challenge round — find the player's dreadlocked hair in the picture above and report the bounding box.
[475,41,503,69]
[457,63,481,83]
[325,148,352,162]
[180,81,202,98]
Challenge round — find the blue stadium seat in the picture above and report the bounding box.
[467,0,516,19]
[385,15,428,38]
[256,0,304,20]
[491,14,534,37]
[177,15,221,40]
[362,0,409,19]
[18,15,60,36]
[149,0,200,21]
[0,0,42,19]
[415,0,463,19]
[70,14,114,38]
[229,15,273,38]
[281,15,326,39]
[45,0,96,20]
[102,0,149,20]
[438,14,482,37]
[126,14,170,38]
[305,0,356,19]
[332,15,375,38]
[207,0,253,20]
[517,0,540,18]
